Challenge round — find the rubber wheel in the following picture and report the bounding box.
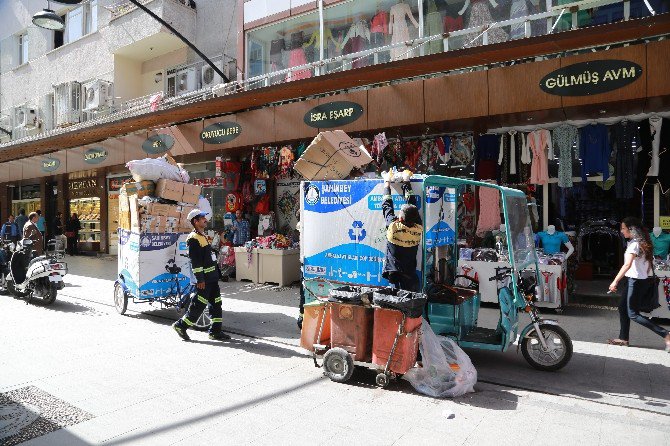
[375,373,390,388]
[521,324,573,371]
[322,347,354,383]
[43,283,57,305]
[7,280,28,299]
[114,282,128,315]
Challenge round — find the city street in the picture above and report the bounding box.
[1,255,669,445]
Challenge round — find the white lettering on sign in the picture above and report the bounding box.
[201,126,240,140]
[309,107,355,123]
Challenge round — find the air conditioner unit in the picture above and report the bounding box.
[201,64,223,89]
[176,67,198,94]
[14,105,38,129]
[83,80,114,112]
[54,81,82,127]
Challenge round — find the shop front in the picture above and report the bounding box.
[67,171,104,254]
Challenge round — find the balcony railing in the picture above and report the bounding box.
[0,0,664,152]
[107,0,195,20]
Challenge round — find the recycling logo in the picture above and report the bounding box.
[348,221,367,242]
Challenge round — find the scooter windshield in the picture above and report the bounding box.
[504,195,539,272]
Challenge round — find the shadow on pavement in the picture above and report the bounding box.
[188,337,305,358]
[30,299,96,315]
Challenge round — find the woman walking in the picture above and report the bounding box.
[608,217,670,351]
[65,213,81,256]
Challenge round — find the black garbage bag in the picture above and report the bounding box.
[329,286,372,304]
[372,287,427,318]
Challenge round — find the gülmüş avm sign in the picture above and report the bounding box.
[540,60,643,96]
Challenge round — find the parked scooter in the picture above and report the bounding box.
[0,239,15,294]
[7,239,67,304]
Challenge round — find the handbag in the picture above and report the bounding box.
[65,231,75,238]
[642,270,662,313]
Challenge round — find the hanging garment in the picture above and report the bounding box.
[475,134,500,181]
[286,48,311,81]
[443,14,464,49]
[498,131,528,185]
[343,36,368,68]
[638,117,670,192]
[651,232,670,257]
[389,2,419,60]
[464,0,509,48]
[278,146,295,178]
[475,185,501,235]
[425,0,444,54]
[270,39,286,70]
[450,135,475,167]
[552,124,579,188]
[579,124,611,183]
[527,129,552,185]
[610,121,640,199]
[510,0,530,39]
[371,11,390,34]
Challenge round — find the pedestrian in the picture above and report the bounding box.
[14,209,28,235]
[23,212,44,256]
[608,217,670,351]
[0,214,20,247]
[65,213,81,256]
[172,209,230,342]
[381,179,423,291]
[52,211,65,251]
[36,210,46,248]
[232,209,250,247]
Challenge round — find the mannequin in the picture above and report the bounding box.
[651,226,670,258]
[459,0,508,48]
[537,225,574,258]
[389,0,419,60]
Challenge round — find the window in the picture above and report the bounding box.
[66,6,84,43]
[54,16,65,49]
[87,0,99,34]
[18,32,29,65]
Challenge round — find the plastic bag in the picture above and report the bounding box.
[403,319,477,398]
[329,286,373,304]
[198,196,213,219]
[372,288,427,318]
[126,157,189,183]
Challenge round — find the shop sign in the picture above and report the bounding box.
[142,134,175,154]
[540,60,643,96]
[193,177,221,188]
[200,122,242,144]
[84,147,108,164]
[304,101,364,128]
[69,177,99,199]
[108,176,133,193]
[660,216,670,230]
[41,158,60,173]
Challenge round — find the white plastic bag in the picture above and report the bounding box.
[198,196,213,219]
[126,157,189,183]
[403,319,477,398]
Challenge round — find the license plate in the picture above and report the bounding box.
[48,275,62,283]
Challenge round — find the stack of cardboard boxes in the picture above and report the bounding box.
[118,179,201,234]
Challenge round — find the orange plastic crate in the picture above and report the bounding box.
[300,301,331,352]
[330,303,374,362]
[372,308,421,375]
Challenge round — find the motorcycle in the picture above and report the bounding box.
[0,239,15,294]
[7,239,67,304]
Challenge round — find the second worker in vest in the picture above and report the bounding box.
[173,209,231,341]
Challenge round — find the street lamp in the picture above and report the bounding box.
[32,0,230,83]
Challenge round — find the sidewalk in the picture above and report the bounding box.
[1,255,669,445]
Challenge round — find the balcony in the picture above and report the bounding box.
[102,0,196,61]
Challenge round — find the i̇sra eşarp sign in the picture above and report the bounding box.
[540,60,643,96]
[304,101,364,128]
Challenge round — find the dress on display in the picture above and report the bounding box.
[509,0,529,39]
[475,134,500,181]
[286,32,311,81]
[610,121,640,199]
[270,38,285,71]
[450,134,475,167]
[637,117,670,192]
[342,20,371,69]
[475,185,501,235]
[464,0,509,48]
[527,129,552,185]
[552,124,579,188]
[370,10,390,62]
[498,131,529,185]
[579,124,611,183]
[425,0,445,54]
[389,2,419,60]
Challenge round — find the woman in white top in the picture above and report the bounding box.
[608,217,670,350]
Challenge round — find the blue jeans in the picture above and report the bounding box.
[619,277,669,341]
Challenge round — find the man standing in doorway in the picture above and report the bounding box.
[0,215,19,247]
[172,209,230,342]
[232,209,250,247]
[14,209,28,235]
[23,212,44,256]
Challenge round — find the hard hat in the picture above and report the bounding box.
[187,209,208,222]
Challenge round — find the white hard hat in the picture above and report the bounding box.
[187,209,208,223]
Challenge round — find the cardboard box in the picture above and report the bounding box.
[155,179,184,202]
[121,181,156,198]
[129,196,141,231]
[294,130,373,181]
[182,183,202,205]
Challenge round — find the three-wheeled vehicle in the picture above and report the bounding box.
[422,176,572,371]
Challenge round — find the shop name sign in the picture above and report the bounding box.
[41,158,60,173]
[200,122,242,144]
[540,60,643,96]
[142,134,175,154]
[84,147,108,164]
[304,101,364,128]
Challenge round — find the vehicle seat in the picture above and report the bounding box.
[10,251,30,284]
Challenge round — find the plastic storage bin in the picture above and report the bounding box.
[330,302,374,362]
[372,308,421,374]
[300,301,331,352]
[258,248,301,286]
[234,247,259,282]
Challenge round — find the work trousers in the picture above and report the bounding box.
[178,282,223,334]
[618,277,669,341]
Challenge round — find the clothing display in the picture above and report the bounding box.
[270,38,286,70]
[450,134,475,167]
[464,0,509,48]
[342,20,371,68]
[475,134,500,181]
[475,185,501,235]
[389,2,419,60]
[579,124,610,183]
[425,0,444,54]
[610,121,639,199]
[371,10,390,34]
[527,129,552,185]
[498,131,529,185]
[552,124,579,188]
[638,117,670,192]
[509,0,529,39]
[536,231,569,255]
[651,232,670,258]
[286,48,311,81]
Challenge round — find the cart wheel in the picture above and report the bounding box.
[375,373,390,388]
[322,348,354,383]
[114,282,128,315]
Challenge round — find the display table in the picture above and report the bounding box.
[258,248,301,286]
[235,247,259,282]
[457,260,566,309]
[652,269,670,320]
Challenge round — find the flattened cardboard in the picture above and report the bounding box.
[294,130,372,181]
